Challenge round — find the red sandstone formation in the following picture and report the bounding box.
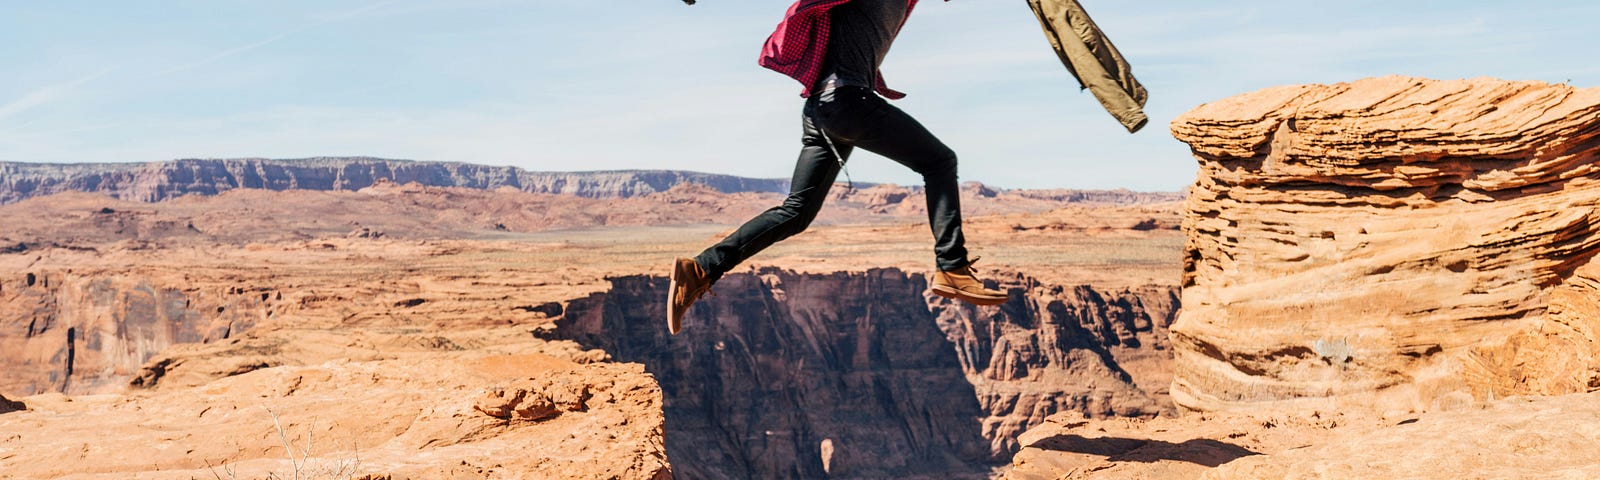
[1170,75,1600,412]
[1006,76,1600,479]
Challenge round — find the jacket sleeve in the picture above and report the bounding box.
[1026,0,1149,133]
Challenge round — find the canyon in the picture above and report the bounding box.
[0,167,1184,479]
[557,269,1176,479]
[10,75,1599,479]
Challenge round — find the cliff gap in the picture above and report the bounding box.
[557,268,1178,479]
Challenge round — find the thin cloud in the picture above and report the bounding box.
[321,0,524,20]
[0,68,116,123]
[148,0,400,78]
[314,0,403,22]
[148,27,311,78]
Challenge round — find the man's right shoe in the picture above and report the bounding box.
[930,259,1009,306]
[667,258,713,335]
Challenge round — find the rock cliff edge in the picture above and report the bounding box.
[1170,75,1600,411]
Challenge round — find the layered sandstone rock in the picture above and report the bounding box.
[1169,76,1600,412]
[557,268,1178,479]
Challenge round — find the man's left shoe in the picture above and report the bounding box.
[667,257,713,335]
[930,259,1009,306]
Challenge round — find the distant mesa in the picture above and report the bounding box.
[0,157,1182,205]
[0,157,797,204]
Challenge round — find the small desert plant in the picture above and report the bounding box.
[202,408,362,480]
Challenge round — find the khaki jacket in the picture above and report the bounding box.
[1026,0,1149,133]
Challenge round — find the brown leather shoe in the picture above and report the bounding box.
[930,258,1009,306]
[667,258,713,335]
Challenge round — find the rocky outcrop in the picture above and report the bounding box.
[557,268,1178,479]
[0,157,795,203]
[0,350,672,479]
[0,270,268,395]
[473,372,595,423]
[1169,76,1600,412]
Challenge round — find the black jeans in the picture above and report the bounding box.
[694,86,970,282]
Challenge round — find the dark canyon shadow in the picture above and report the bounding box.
[557,270,998,479]
[555,268,1179,479]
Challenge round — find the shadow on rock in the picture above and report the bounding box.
[0,394,24,414]
[1028,433,1259,468]
[557,269,998,480]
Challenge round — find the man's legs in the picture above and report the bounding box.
[669,102,846,334]
[814,86,1007,306]
[813,86,968,270]
[669,88,1005,334]
[692,102,848,284]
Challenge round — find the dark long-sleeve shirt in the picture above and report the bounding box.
[820,0,909,91]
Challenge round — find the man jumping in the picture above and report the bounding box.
[668,0,1009,334]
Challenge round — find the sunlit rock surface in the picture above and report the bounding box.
[1171,75,1600,411]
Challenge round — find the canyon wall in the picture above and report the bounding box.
[3,264,1180,479]
[1169,76,1600,412]
[0,158,794,203]
[557,268,1178,479]
[0,269,269,395]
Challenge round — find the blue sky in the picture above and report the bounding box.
[1,1,1596,190]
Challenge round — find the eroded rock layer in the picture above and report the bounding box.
[1170,76,1600,412]
[558,268,1177,479]
[0,271,266,395]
